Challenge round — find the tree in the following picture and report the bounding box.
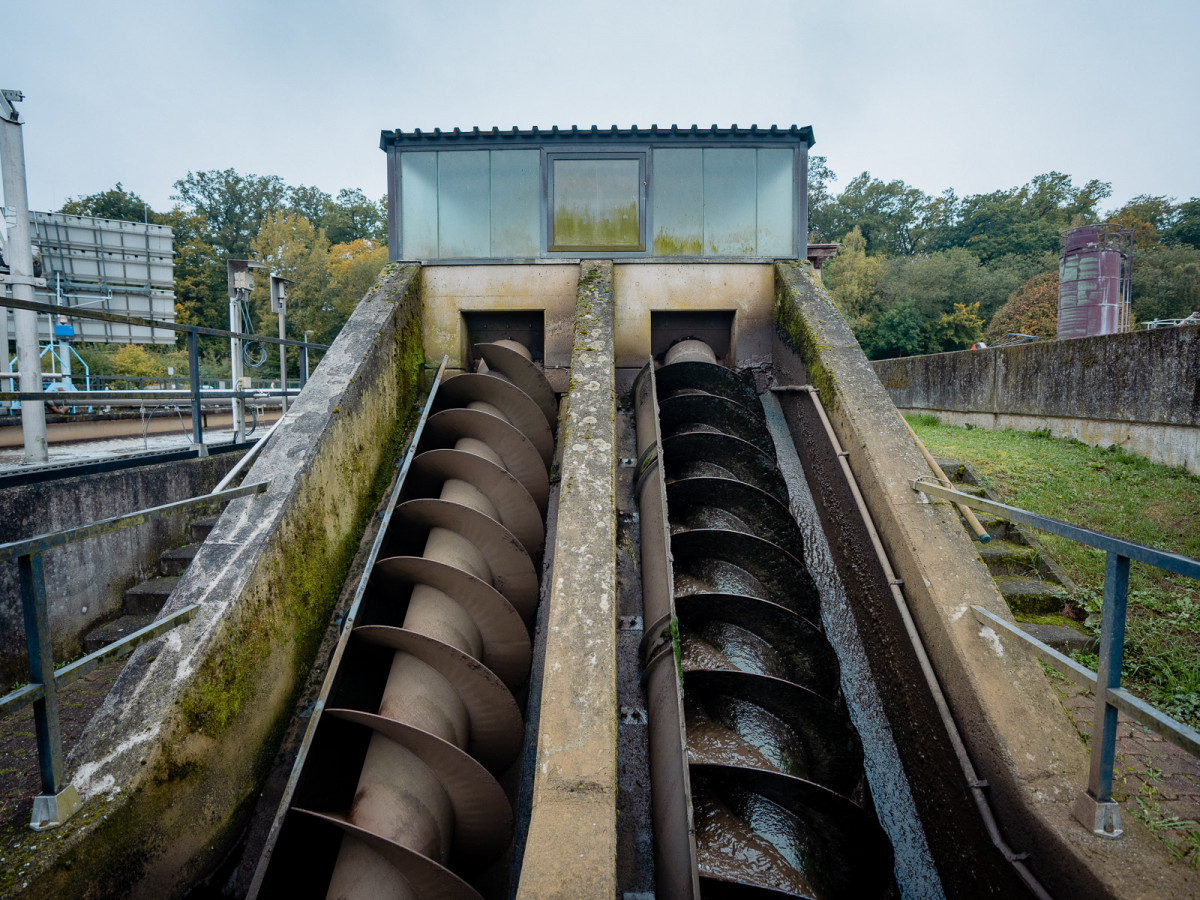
[250,211,332,375]
[941,173,1111,262]
[1164,198,1200,250]
[933,302,985,352]
[60,183,159,223]
[327,239,388,321]
[861,301,926,359]
[325,189,387,245]
[172,169,288,259]
[288,184,333,229]
[822,227,883,318]
[818,172,931,255]
[1130,245,1200,323]
[986,271,1059,341]
[1108,195,1178,249]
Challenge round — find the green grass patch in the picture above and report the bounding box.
[908,417,1200,728]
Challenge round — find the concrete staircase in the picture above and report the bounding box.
[936,459,1093,654]
[82,515,220,653]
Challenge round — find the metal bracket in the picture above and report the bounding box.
[0,273,47,288]
[1073,791,1123,838]
[30,784,81,831]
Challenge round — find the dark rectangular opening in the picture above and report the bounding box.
[650,310,735,363]
[462,311,545,368]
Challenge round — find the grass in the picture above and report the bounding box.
[907,415,1200,729]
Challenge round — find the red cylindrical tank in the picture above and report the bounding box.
[1057,225,1129,339]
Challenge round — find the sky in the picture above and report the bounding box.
[5,0,1199,216]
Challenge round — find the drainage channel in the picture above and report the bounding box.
[634,339,895,898]
[249,340,555,899]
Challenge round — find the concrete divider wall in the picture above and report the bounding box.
[518,261,619,899]
[10,264,425,898]
[0,452,241,688]
[773,261,1196,899]
[872,325,1200,473]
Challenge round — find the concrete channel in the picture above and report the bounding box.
[3,262,1195,898]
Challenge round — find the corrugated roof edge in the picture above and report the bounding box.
[378,123,815,151]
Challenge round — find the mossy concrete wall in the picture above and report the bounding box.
[4,264,424,899]
[518,262,618,900]
[0,452,242,689]
[773,261,1196,899]
[873,326,1200,474]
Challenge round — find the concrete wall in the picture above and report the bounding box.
[773,261,1197,899]
[10,264,425,899]
[0,452,241,689]
[613,263,775,369]
[873,325,1200,474]
[421,263,580,380]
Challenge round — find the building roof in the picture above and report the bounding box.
[380,123,815,151]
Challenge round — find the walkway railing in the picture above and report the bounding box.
[0,295,328,451]
[0,479,269,829]
[912,477,1200,838]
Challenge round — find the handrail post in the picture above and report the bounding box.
[1073,550,1129,837]
[299,345,309,389]
[19,551,80,829]
[188,330,207,457]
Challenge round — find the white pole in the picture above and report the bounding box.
[0,90,48,464]
[230,288,244,442]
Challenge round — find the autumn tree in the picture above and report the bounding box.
[985,271,1060,341]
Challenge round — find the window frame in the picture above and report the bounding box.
[544,150,648,256]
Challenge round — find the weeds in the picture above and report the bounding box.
[907,417,1200,729]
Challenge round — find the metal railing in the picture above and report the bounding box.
[0,479,269,829]
[0,295,329,452]
[912,478,1200,838]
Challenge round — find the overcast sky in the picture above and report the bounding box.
[6,0,1199,216]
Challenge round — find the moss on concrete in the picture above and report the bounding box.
[10,266,427,899]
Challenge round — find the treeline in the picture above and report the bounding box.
[57,172,388,379]
[810,160,1200,358]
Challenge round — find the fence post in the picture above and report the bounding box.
[1074,550,1129,837]
[18,551,80,829]
[188,330,207,457]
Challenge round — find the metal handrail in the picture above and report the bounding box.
[912,477,1200,838]
[0,294,328,453]
[0,479,270,830]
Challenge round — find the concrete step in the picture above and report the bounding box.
[978,540,1042,577]
[994,576,1063,616]
[1017,622,1095,655]
[965,512,1018,543]
[82,613,157,655]
[124,576,180,616]
[159,543,201,576]
[190,515,220,542]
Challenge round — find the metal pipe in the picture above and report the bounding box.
[900,415,990,543]
[0,90,48,464]
[789,384,1052,900]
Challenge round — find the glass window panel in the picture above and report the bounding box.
[400,152,438,259]
[756,148,794,257]
[490,150,541,257]
[651,149,703,256]
[438,151,490,258]
[703,149,757,256]
[552,158,642,251]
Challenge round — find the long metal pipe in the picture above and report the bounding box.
[0,90,48,464]
[779,384,1053,900]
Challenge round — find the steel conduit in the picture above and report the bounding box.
[254,341,555,899]
[635,341,894,898]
